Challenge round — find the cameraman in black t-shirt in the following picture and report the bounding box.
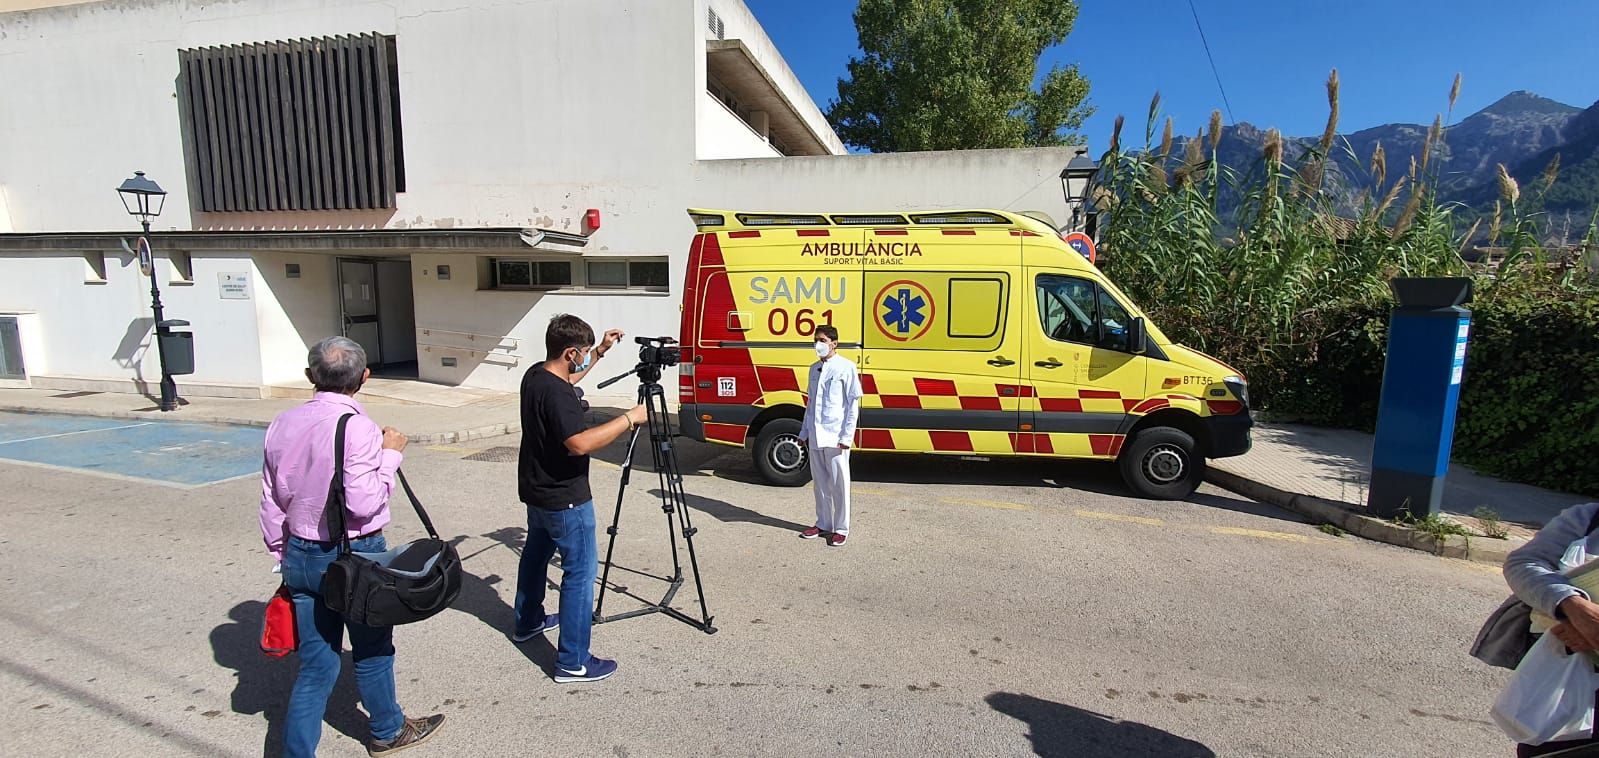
[512,314,646,683]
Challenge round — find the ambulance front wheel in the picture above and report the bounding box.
[1119,427,1205,500]
[753,418,811,487]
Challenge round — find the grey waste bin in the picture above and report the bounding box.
[157,320,195,376]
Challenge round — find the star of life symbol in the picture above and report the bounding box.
[882,287,926,334]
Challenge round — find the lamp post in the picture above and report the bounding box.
[116,171,179,412]
[1059,146,1099,234]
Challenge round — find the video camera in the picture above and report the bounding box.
[635,336,681,368]
[597,336,681,389]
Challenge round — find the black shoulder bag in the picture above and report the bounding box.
[1471,505,1599,669]
[320,414,462,627]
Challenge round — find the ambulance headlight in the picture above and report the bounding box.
[1222,375,1249,407]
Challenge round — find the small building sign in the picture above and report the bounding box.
[218,272,252,300]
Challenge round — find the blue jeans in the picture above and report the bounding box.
[281,535,405,757]
[514,501,598,671]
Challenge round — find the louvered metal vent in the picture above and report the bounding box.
[178,33,406,212]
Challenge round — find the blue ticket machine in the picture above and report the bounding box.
[1368,278,1473,519]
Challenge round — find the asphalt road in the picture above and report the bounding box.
[0,421,1515,757]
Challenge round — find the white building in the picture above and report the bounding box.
[0,0,1077,402]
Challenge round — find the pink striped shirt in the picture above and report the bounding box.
[259,392,402,562]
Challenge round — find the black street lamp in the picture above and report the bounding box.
[116,171,182,411]
[1059,147,1099,234]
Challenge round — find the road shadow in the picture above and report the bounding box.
[684,447,1307,525]
[210,600,368,758]
[649,487,809,533]
[1184,490,1308,524]
[986,692,1216,758]
[446,534,557,677]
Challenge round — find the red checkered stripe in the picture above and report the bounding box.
[748,369,1205,458]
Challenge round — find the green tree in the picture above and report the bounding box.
[826,0,1093,152]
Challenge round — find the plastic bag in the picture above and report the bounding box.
[1491,633,1599,745]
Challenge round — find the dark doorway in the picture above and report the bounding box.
[337,257,416,370]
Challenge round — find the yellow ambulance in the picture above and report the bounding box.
[674,209,1251,499]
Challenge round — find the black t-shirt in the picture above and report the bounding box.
[518,365,591,509]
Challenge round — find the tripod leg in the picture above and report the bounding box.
[593,419,644,621]
[644,385,686,584]
[665,434,716,631]
[648,383,716,633]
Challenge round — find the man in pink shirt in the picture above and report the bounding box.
[260,336,445,757]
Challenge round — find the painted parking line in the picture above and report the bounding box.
[1074,509,1164,526]
[1208,526,1312,543]
[0,411,264,488]
[0,421,153,445]
[939,496,1032,511]
[0,413,147,444]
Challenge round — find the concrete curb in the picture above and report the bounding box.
[1206,468,1522,566]
[411,423,522,446]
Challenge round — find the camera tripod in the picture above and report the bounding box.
[592,362,716,634]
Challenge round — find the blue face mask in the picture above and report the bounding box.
[570,348,592,374]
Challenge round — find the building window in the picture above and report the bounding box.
[178,33,406,212]
[490,259,572,289]
[585,258,670,291]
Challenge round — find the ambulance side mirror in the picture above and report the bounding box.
[1129,318,1148,355]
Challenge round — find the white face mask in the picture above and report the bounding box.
[814,341,832,359]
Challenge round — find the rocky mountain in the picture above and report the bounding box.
[1162,91,1594,232]
[1462,97,1599,234]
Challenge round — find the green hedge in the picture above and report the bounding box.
[1453,284,1599,495]
[1256,283,1599,496]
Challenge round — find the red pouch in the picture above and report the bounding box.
[260,584,298,658]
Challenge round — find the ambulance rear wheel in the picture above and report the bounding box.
[753,418,811,487]
[1119,427,1204,500]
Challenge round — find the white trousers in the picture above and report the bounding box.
[810,446,851,535]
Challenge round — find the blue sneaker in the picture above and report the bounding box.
[511,613,559,643]
[553,656,618,683]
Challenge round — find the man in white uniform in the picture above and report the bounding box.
[799,325,863,547]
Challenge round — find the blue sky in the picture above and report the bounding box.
[744,0,1599,148]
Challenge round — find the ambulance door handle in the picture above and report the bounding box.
[987,357,1016,367]
[1034,359,1063,369]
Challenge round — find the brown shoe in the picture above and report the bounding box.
[368,714,446,756]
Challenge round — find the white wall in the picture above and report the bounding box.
[252,252,341,387]
[693,147,1080,218]
[703,0,844,156]
[408,253,677,399]
[0,250,265,389]
[697,91,782,160]
[0,0,701,260]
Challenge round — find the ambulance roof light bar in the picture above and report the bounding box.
[831,214,908,225]
[909,212,1009,225]
[689,212,725,228]
[735,213,830,226]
